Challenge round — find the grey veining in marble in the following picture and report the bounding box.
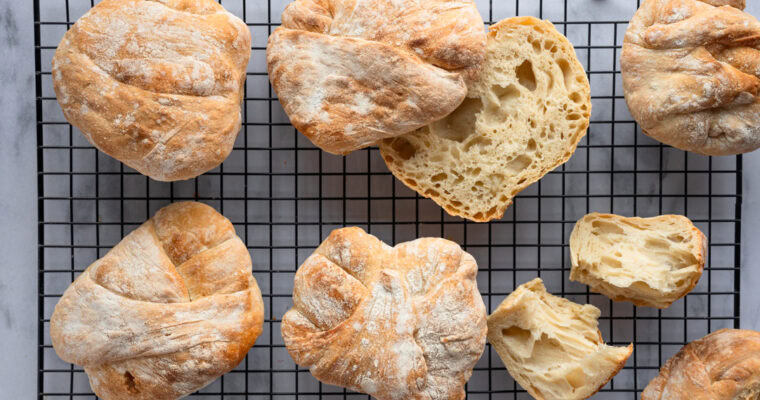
[0,0,38,398]
[3,0,760,399]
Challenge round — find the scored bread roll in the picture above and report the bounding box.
[487,278,632,400]
[570,213,706,309]
[380,17,590,222]
[52,0,251,181]
[267,0,486,155]
[281,227,487,400]
[622,0,760,155]
[642,329,760,399]
[50,202,264,400]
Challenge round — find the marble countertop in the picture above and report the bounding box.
[1,0,759,398]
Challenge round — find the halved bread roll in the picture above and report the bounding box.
[487,278,632,400]
[569,213,707,309]
[380,17,590,222]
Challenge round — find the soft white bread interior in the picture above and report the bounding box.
[569,213,706,309]
[380,17,590,222]
[487,278,632,400]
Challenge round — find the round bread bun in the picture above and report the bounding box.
[622,0,760,156]
[380,17,591,222]
[642,329,760,399]
[52,0,251,181]
[266,0,486,155]
[50,202,265,400]
[281,227,487,400]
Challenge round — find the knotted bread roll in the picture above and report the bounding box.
[642,329,760,399]
[281,227,487,399]
[50,202,264,400]
[267,0,486,155]
[622,0,760,155]
[52,0,251,181]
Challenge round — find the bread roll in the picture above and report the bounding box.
[487,278,632,400]
[281,227,487,400]
[622,0,760,155]
[52,0,251,181]
[267,0,486,155]
[570,213,706,309]
[50,202,264,400]
[380,17,590,222]
[642,329,760,400]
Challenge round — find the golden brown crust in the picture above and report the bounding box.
[622,0,760,155]
[281,227,487,399]
[50,202,264,400]
[266,0,486,155]
[52,0,251,181]
[642,329,760,400]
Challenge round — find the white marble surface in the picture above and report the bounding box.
[2,0,760,398]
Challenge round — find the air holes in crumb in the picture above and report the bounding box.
[558,59,573,90]
[464,136,493,152]
[645,238,671,250]
[567,113,581,121]
[124,371,139,394]
[506,155,532,173]
[516,60,537,91]
[425,189,439,197]
[591,220,624,235]
[485,206,499,218]
[493,84,521,104]
[431,173,447,182]
[527,139,537,152]
[532,40,541,52]
[601,256,622,269]
[430,97,482,142]
[565,367,586,389]
[390,138,417,160]
[569,92,583,103]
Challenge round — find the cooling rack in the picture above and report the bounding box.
[35,0,742,398]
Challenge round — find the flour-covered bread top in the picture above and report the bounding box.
[380,17,590,222]
[642,329,760,400]
[487,278,632,400]
[281,227,487,400]
[52,0,251,181]
[267,0,486,155]
[570,213,706,309]
[50,202,264,400]
[622,0,760,155]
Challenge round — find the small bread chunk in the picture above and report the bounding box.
[570,213,706,309]
[487,278,632,400]
[642,329,760,400]
[380,17,590,222]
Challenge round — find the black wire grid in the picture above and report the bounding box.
[35,0,743,398]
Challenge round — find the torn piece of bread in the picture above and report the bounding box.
[487,278,632,400]
[569,213,707,309]
[379,17,590,222]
